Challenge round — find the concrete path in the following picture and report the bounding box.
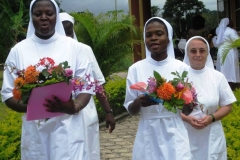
[99,114,139,160]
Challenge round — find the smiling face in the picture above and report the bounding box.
[187,39,208,70]
[145,20,169,61]
[32,0,56,39]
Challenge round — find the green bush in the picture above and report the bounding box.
[0,110,22,160]
[95,75,127,122]
[222,89,240,160]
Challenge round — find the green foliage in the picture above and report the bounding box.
[151,6,162,17]
[110,53,133,73]
[162,0,205,37]
[0,0,29,63]
[71,11,140,77]
[95,75,127,122]
[0,110,22,159]
[222,89,240,159]
[221,38,240,65]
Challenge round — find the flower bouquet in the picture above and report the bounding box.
[130,70,198,114]
[9,57,95,120]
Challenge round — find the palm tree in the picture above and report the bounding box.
[221,38,240,64]
[71,11,141,77]
[0,0,29,63]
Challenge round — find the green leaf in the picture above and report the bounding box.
[62,61,69,68]
[153,70,162,82]
[171,72,176,75]
[181,71,188,79]
[221,38,240,64]
[43,78,60,85]
[41,69,50,77]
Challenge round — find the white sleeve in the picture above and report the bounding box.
[1,47,19,102]
[123,66,138,112]
[74,46,95,95]
[83,45,105,85]
[228,28,240,42]
[219,75,236,107]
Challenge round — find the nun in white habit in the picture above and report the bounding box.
[215,18,240,86]
[59,12,115,160]
[1,0,95,159]
[124,17,192,160]
[182,36,236,160]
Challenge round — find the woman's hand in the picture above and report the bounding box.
[44,95,79,115]
[182,114,205,130]
[197,115,212,128]
[128,94,158,115]
[137,94,158,107]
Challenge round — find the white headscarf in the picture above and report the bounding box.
[144,17,175,59]
[215,18,229,47]
[27,0,65,38]
[183,36,214,69]
[59,12,78,40]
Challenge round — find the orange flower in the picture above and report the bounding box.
[24,65,39,83]
[174,87,187,99]
[14,77,25,88]
[156,82,176,100]
[12,88,21,100]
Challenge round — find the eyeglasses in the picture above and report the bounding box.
[189,49,207,54]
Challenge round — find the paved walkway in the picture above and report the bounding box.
[99,114,139,160]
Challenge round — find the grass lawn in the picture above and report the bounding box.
[0,69,8,120]
[0,70,9,120]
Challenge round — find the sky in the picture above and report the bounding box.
[60,0,218,15]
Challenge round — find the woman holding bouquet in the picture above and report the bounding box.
[182,36,236,159]
[1,0,95,159]
[124,17,192,160]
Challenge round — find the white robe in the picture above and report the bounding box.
[216,27,240,82]
[184,66,236,160]
[124,56,192,160]
[80,44,105,160]
[1,33,94,160]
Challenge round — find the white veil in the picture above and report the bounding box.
[26,0,65,38]
[215,18,229,47]
[143,17,175,59]
[59,12,78,41]
[183,36,214,69]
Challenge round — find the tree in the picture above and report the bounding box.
[201,8,218,31]
[0,0,30,63]
[162,0,205,38]
[151,5,162,17]
[72,11,141,77]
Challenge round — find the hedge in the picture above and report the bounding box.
[222,89,240,160]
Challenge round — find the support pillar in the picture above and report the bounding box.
[129,0,151,62]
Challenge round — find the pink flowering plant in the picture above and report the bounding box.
[10,57,96,104]
[130,71,198,114]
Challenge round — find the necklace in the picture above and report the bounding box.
[33,40,57,59]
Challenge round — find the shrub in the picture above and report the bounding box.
[222,89,240,160]
[95,75,127,122]
[0,110,22,159]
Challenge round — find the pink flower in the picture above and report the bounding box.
[130,82,147,92]
[64,69,73,77]
[147,77,157,93]
[181,89,193,104]
[190,86,196,95]
[176,82,185,91]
